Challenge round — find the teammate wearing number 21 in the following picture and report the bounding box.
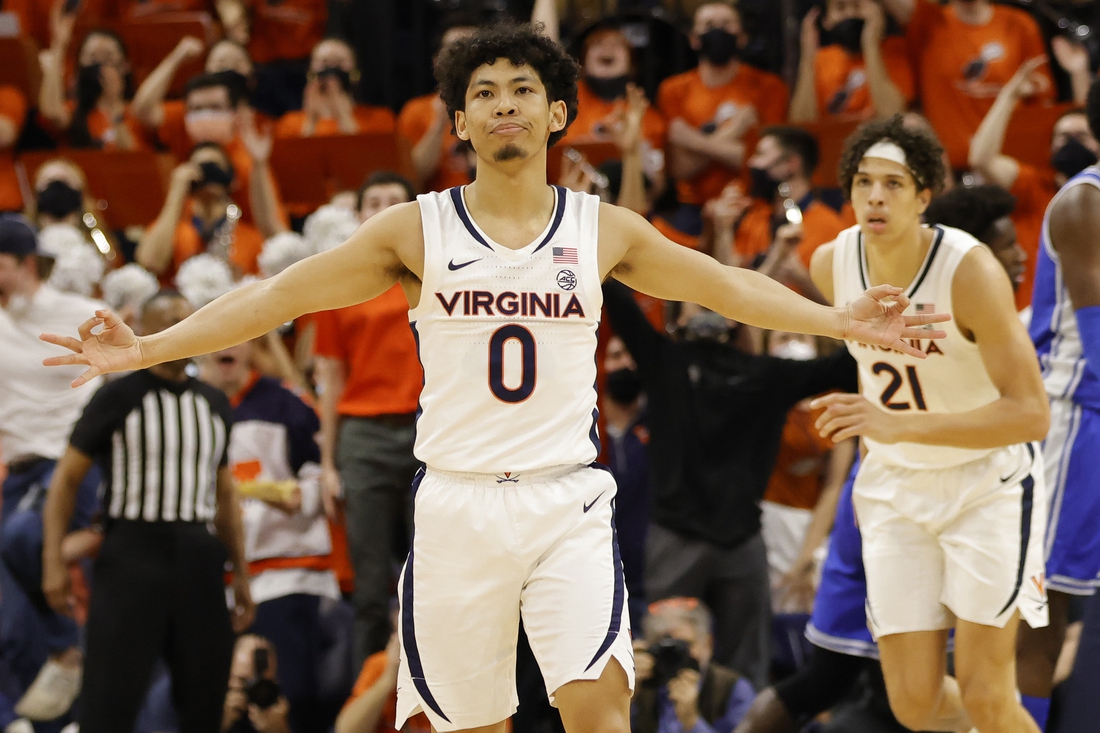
[41,25,950,733]
[809,117,1051,733]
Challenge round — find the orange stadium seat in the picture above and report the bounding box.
[0,35,42,104]
[269,133,416,217]
[794,118,862,190]
[18,149,174,228]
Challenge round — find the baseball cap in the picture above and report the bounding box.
[0,217,39,257]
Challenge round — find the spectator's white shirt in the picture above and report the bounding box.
[0,284,104,462]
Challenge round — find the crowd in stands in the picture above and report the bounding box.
[0,0,1098,730]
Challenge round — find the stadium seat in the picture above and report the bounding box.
[116,13,219,97]
[0,35,42,103]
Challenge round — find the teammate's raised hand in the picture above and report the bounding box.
[843,284,949,358]
[40,309,144,387]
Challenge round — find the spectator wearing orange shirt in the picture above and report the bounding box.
[902,0,1054,169]
[398,15,479,192]
[38,14,149,150]
[789,0,913,122]
[969,53,1098,311]
[218,0,328,118]
[313,172,423,668]
[274,38,395,139]
[560,26,667,192]
[0,85,27,213]
[730,128,844,289]
[335,630,430,733]
[657,1,788,238]
[135,142,270,282]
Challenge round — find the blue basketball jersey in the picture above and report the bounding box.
[1030,167,1100,410]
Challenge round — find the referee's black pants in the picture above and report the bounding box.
[80,520,235,733]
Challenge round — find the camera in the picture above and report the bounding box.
[646,637,700,688]
[245,648,281,710]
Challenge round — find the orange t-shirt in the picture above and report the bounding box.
[814,37,915,119]
[734,197,845,266]
[273,104,397,138]
[157,101,289,229]
[397,92,470,192]
[170,200,265,281]
[1009,162,1057,311]
[247,0,328,64]
[343,652,431,733]
[906,1,1054,169]
[657,65,788,206]
[762,401,834,510]
[46,102,151,150]
[312,286,422,417]
[0,86,28,213]
[561,77,668,153]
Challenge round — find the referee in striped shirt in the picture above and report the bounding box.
[40,290,254,733]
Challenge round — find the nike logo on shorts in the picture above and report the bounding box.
[583,491,605,513]
[448,258,481,271]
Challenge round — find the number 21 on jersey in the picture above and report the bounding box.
[873,362,927,411]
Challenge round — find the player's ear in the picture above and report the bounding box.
[548,99,567,134]
[916,186,932,214]
[455,109,470,141]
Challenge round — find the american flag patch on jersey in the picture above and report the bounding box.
[553,247,578,264]
[916,303,935,329]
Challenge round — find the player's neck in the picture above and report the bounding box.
[699,59,740,88]
[464,154,557,248]
[862,225,934,289]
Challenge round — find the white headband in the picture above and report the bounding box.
[862,140,908,167]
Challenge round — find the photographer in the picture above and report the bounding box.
[224,635,291,733]
[633,598,756,733]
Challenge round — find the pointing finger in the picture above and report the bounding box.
[903,312,951,325]
[39,333,83,353]
[71,367,102,388]
[900,327,947,340]
[42,353,89,367]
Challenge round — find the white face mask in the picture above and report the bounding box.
[770,338,818,361]
[184,109,237,144]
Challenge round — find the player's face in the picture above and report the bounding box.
[984,216,1026,291]
[455,59,567,165]
[850,157,931,242]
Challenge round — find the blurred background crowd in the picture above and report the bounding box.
[0,0,1098,730]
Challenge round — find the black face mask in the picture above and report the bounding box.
[825,17,866,54]
[605,368,642,405]
[585,74,629,102]
[315,66,354,93]
[1050,138,1098,179]
[37,180,83,219]
[749,166,782,200]
[697,29,741,65]
[192,161,235,192]
[76,63,103,110]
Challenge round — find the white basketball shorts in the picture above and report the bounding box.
[395,463,634,731]
[853,442,1049,638]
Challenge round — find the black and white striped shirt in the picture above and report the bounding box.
[70,370,232,522]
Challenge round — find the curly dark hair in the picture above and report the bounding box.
[837,115,946,198]
[434,22,579,149]
[923,184,1016,242]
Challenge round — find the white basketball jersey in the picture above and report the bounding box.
[409,186,602,474]
[833,224,1001,469]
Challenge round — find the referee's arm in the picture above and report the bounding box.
[41,446,96,615]
[214,466,255,633]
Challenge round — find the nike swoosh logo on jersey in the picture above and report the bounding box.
[448,258,482,270]
[583,491,605,513]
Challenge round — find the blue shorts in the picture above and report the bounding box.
[805,459,878,659]
[1043,399,1100,595]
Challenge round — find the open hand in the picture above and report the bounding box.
[1007,56,1049,100]
[860,0,886,48]
[801,8,820,55]
[40,309,144,387]
[1052,35,1090,76]
[843,285,949,358]
[42,556,73,616]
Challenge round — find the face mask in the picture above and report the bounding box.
[315,66,354,93]
[605,367,642,404]
[1050,138,1098,179]
[697,29,741,65]
[185,109,236,144]
[37,180,84,219]
[585,74,629,102]
[191,161,235,191]
[749,166,782,200]
[826,17,865,54]
[76,63,103,109]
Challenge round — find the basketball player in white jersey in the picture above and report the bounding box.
[39,25,949,733]
[809,115,1050,733]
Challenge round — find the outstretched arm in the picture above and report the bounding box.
[43,202,424,385]
[600,204,947,355]
[968,57,1046,190]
